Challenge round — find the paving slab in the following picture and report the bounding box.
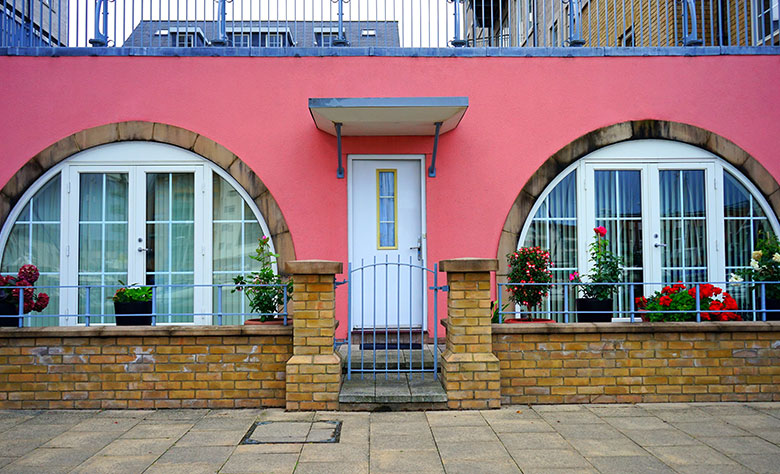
[219,452,299,474]
[120,421,194,439]
[144,409,210,421]
[146,446,233,474]
[730,453,780,473]
[723,414,780,431]
[585,405,650,417]
[586,455,676,474]
[293,461,369,474]
[550,423,626,440]
[431,425,498,443]
[671,421,751,437]
[646,445,740,466]
[43,430,119,449]
[440,459,520,474]
[603,416,672,431]
[538,410,606,425]
[618,428,701,447]
[487,418,555,433]
[370,448,444,473]
[69,417,141,432]
[176,429,246,447]
[507,448,592,469]
[96,438,175,456]
[700,435,780,454]
[2,447,95,474]
[498,432,572,450]
[568,437,648,457]
[371,433,437,451]
[70,455,159,474]
[437,440,515,461]
[426,411,488,427]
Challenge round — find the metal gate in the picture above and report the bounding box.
[341,257,445,380]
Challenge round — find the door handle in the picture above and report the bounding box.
[137,247,151,252]
[654,242,667,248]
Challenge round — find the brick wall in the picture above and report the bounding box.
[0,325,292,409]
[493,322,780,405]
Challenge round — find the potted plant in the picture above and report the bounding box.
[636,283,741,322]
[731,232,780,320]
[233,236,293,324]
[112,281,153,326]
[570,226,623,322]
[504,247,554,322]
[0,264,49,327]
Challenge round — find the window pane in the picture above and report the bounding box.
[618,171,641,218]
[32,178,60,222]
[2,224,29,271]
[683,170,706,217]
[172,174,194,221]
[660,170,680,218]
[213,223,242,271]
[146,173,170,221]
[105,174,128,221]
[32,223,59,273]
[724,172,750,217]
[79,174,103,222]
[595,170,616,218]
[213,174,242,220]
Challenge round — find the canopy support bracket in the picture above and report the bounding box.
[428,122,443,178]
[336,122,344,178]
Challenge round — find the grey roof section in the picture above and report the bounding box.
[123,20,400,48]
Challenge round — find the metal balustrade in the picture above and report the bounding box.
[496,280,780,323]
[0,283,289,327]
[1,0,777,51]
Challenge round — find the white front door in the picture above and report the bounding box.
[349,156,426,329]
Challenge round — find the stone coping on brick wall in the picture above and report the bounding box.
[490,321,780,334]
[0,324,293,338]
[439,258,498,273]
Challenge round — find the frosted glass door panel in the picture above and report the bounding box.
[659,170,708,283]
[78,173,128,323]
[146,173,195,323]
[594,170,644,314]
[212,174,262,325]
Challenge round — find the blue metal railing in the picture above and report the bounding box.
[496,280,780,323]
[1,0,777,51]
[0,282,289,327]
[342,256,442,381]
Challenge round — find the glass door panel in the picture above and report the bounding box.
[212,174,261,325]
[146,173,195,323]
[659,170,708,283]
[77,173,129,323]
[593,169,644,315]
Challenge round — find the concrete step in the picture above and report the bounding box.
[337,344,442,372]
[349,327,425,345]
[338,373,447,411]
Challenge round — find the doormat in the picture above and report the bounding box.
[240,420,342,444]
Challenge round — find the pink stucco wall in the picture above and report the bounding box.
[1,55,779,336]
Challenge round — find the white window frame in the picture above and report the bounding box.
[519,140,780,289]
[0,142,274,326]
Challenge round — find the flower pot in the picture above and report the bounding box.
[576,298,613,323]
[763,298,780,321]
[0,301,21,327]
[244,318,284,325]
[114,301,153,326]
[503,318,556,323]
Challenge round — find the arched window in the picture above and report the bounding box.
[0,142,274,325]
[520,140,779,320]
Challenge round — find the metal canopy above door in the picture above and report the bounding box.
[308,96,469,178]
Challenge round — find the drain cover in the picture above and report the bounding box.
[241,420,342,444]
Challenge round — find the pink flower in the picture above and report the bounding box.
[569,272,579,281]
[594,226,607,237]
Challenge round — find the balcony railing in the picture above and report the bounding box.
[497,280,780,323]
[1,0,777,52]
[0,283,290,327]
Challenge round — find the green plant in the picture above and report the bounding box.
[112,280,152,303]
[731,231,780,300]
[570,226,624,300]
[636,283,741,322]
[506,247,552,310]
[232,236,293,321]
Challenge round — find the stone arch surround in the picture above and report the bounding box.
[0,121,296,269]
[497,120,780,280]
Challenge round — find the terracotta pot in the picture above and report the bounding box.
[503,318,556,323]
[576,298,613,323]
[114,300,153,326]
[244,318,285,325]
[0,301,21,327]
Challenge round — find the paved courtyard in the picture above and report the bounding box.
[0,402,779,473]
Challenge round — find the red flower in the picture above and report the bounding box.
[723,296,738,311]
[593,226,607,237]
[33,293,49,312]
[659,295,672,307]
[17,264,39,284]
[635,296,647,309]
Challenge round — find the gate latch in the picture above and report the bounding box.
[429,285,449,292]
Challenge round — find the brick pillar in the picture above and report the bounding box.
[439,258,501,410]
[283,260,342,411]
